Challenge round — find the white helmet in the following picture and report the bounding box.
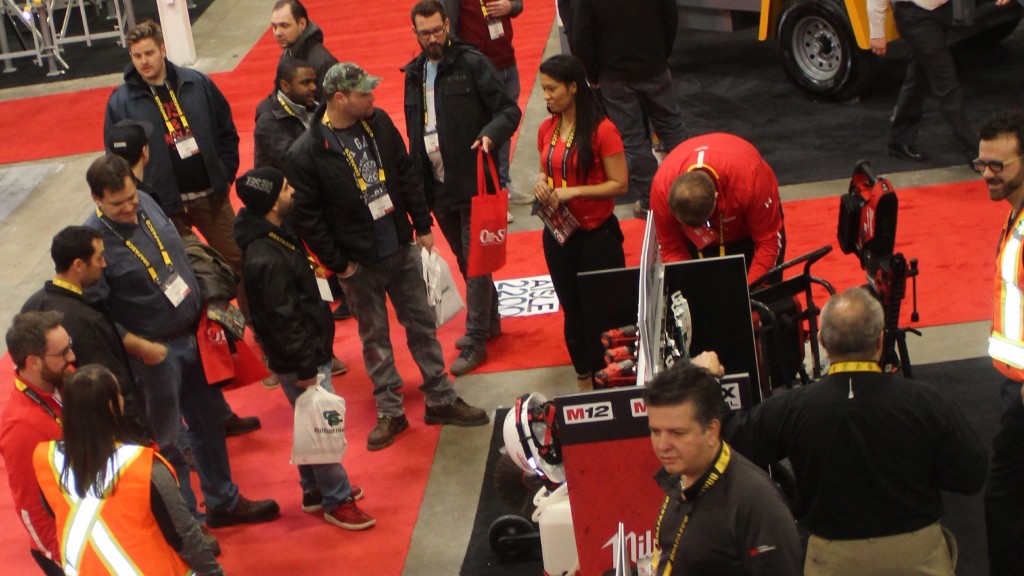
[502,393,565,485]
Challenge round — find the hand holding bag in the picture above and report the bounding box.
[467,149,509,277]
[421,247,465,327]
[291,381,348,465]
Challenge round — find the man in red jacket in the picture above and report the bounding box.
[0,311,74,575]
[651,132,785,285]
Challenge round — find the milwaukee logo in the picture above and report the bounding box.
[630,398,647,417]
[562,402,613,424]
[478,228,506,245]
[601,529,654,565]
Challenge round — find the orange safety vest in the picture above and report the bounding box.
[991,209,1024,381]
[32,441,195,576]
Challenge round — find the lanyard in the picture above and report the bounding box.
[277,93,297,117]
[149,82,191,136]
[15,376,61,428]
[52,278,83,295]
[96,207,173,284]
[267,231,325,276]
[652,442,731,575]
[828,361,881,374]
[545,115,576,189]
[478,0,491,17]
[323,116,387,194]
[694,213,726,259]
[422,61,433,127]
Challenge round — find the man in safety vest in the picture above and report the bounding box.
[979,109,1024,576]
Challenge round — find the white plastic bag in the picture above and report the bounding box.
[421,247,465,327]
[291,383,348,465]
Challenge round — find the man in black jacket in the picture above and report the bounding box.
[233,167,374,531]
[569,0,688,218]
[255,58,318,171]
[271,0,338,101]
[403,0,522,376]
[287,62,489,451]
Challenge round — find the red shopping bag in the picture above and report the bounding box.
[467,149,509,277]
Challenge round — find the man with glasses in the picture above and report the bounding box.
[1,311,74,575]
[978,109,1024,576]
[403,0,521,376]
[650,132,785,285]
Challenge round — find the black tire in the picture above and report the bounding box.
[778,0,874,100]
[956,13,1022,51]
[488,514,538,560]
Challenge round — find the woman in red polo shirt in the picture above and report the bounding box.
[533,54,628,390]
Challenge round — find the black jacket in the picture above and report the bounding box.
[254,92,308,171]
[285,106,433,273]
[281,21,338,101]
[233,209,333,379]
[569,0,678,82]
[104,61,240,216]
[403,38,522,209]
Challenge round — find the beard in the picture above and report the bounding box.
[40,362,71,391]
[988,168,1024,202]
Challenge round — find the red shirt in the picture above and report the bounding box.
[0,375,62,560]
[651,133,783,281]
[537,116,624,230]
[457,0,516,69]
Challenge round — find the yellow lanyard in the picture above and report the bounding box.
[545,115,576,189]
[323,116,387,195]
[15,375,62,428]
[478,0,490,17]
[652,442,732,575]
[267,231,326,276]
[149,82,191,136]
[96,207,173,284]
[694,213,726,259]
[52,278,83,295]
[828,362,881,374]
[277,93,297,117]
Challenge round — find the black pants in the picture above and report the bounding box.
[543,215,626,375]
[890,2,975,153]
[985,379,1024,576]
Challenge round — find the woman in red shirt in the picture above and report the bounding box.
[533,55,628,389]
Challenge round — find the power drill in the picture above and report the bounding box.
[594,359,637,389]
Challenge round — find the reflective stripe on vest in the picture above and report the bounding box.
[992,214,1024,371]
[51,444,146,576]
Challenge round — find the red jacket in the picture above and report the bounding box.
[651,133,783,281]
[0,375,62,560]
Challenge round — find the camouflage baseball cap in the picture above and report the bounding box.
[323,62,382,96]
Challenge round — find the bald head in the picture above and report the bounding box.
[819,287,884,362]
[669,171,717,227]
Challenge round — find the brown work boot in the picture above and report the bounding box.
[366,414,409,451]
[424,397,489,427]
[205,495,280,528]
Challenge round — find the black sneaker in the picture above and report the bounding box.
[206,495,281,528]
[454,321,502,349]
[425,397,489,427]
[302,485,363,513]
[366,414,410,451]
[224,413,261,437]
[450,344,487,376]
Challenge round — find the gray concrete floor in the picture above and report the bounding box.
[0,1,987,573]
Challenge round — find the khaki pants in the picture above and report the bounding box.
[171,192,247,318]
[805,523,955,576]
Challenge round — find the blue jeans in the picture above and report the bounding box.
[496,65,522,188]
[433,206,500,344]
[279,362,353,512]
[599,70,688,206]
[130,333,238,514]
[338,244,458,417]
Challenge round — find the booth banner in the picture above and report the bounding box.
[496,275,559,317]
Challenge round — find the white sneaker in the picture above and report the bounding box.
[507,211,515,224]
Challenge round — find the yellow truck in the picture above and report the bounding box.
[677,0,1022,99]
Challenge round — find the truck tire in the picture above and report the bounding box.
[778,0,874,100]
[956,12,1022,50]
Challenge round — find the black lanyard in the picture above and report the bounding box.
[545,115,576,189]
[15,376,61,428]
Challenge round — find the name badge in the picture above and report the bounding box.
[161,270,191,308]
[487,17,505,40]
[366,187,395,220]
[424,131,440,154]
[174,135,200,159]
[315,276,335,302]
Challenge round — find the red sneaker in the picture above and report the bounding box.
[324,499,376,531]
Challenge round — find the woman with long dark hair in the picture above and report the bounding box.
[33,365,223,576]
[533,54,629,389]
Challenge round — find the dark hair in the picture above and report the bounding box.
[51,226,102,274]
[979,109,1024,156]
[86,154,132,199]
[276,57,314,88]
[539,55,605,182]
[273,0,308,22]
[669,171,717,226]
[819,287,884,360]
[410,0,446,23]
[125,19,163,48]
[59,365,125,499]
[6,310,63,370]
[644,361,725,431]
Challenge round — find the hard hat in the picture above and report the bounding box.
[502,393,565,485]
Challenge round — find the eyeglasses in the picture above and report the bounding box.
[44,338,73,360]
[416,25,446,40]
[970,156,1022,174]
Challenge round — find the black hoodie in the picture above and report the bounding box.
[281,20,339,101]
